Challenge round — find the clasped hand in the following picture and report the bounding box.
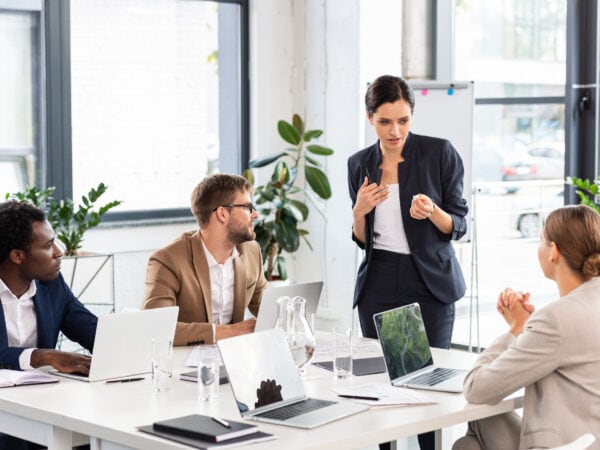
[410,194,435,220]
[497,288,535,336]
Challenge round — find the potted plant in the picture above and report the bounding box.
[5,183,122,256]
[243,114,334,281]
[566,176,600,214]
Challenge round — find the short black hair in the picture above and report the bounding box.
[0,201,46,264]
[365,74,415,116]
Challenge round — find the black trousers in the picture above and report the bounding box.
[356,249,456,450]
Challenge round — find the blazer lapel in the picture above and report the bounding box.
[191,232,214,321]
[232,250,246,322]
[0,300,8,349]
[32,282,53,348]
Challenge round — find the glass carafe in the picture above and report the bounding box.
[274,296,316,373]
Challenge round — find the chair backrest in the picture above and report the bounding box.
[536,433,596,450]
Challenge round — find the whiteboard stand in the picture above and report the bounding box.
[468,185,481,352]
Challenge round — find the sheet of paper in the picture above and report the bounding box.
[332,382,437,406]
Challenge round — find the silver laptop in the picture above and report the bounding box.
[254,281,323,331]
[53,307,179,382]
[373,303,466,393]
[218,328,367,428]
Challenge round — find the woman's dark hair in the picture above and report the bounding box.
[544,205,600,278]
[365,75,415,117]
[0,201,46,263]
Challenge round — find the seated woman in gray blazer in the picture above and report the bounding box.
[453,205,600,450]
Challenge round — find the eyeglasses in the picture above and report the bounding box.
[212,203,256,214]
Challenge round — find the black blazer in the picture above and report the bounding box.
[0,273,98,370]
[347,132,468,307]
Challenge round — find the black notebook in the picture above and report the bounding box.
[138,425,275,449]
[153,414,258,443]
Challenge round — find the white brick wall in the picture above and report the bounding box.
[70,0,219,211]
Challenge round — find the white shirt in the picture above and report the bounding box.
[0,278,38,370]
[201,240,238,326]
[373,183,411,254]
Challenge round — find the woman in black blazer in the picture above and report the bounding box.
[348,75,468,351]
[348,75,468,450]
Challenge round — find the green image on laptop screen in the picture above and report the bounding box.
[374,304,434,380]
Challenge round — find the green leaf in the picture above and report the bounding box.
[273,220,300,252]
[242,168,255,185]
[282,201,305,222]
[288,199,309,220]
[292,114,304,135]
[305,166,332,199]
[304,155,321,167]
[276,255,288,280]
[306,144,334,156]
[303,129,323,141]
[248,153,287,168]
[278,120,301,146]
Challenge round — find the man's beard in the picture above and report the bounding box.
[227,221,256,245]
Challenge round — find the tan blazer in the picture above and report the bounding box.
[142,230,266,346]
[463,276,600,449]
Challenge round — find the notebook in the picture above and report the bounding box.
[373,303,466,393]
[218,328,368,429]
[52,306,179,382]
[254,281,323,332]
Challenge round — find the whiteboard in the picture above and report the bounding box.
[364,80,474,241]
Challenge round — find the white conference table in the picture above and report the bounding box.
[0,338,523,450]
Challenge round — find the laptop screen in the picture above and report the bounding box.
[217,329,305,414]
[373,303,434,380]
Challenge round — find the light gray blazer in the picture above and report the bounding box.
[463,276,600,449]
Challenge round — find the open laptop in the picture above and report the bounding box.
[254,281,323,331]
[218,328,367,428]
[373,303,466,393]
[52,306,179,382]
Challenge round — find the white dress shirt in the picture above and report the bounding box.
[201,240,238,326]
[0,278,38,370]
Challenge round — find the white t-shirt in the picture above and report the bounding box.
[373,183,411,254]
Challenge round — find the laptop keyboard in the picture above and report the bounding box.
[406,367,463,386]
[255,398,335,421]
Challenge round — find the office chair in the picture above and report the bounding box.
[533,433,596,450]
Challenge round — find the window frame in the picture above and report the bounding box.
[44,0,249,222]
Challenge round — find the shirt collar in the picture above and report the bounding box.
[0,277,37,302]
[200,239,239,268]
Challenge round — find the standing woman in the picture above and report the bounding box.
[348,74,468,348]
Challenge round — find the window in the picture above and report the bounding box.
[451,0,567,348]
[0,5,41,192]
[6,0,248,219]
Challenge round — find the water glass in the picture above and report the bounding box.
[198,345,220,402]
[332,328,353,379]
[151,338,173,392]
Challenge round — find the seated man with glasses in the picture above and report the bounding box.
[142,173,266,346]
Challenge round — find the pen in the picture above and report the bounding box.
[211,416,231,428]
[106,377,145,384]
[338,394,380,401]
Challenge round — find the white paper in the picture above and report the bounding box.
[332,382,437,406]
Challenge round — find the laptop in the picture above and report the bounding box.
[254,281,323,331]
[218,328,368,428]
[52,306,179,382]
[373,303,466,393]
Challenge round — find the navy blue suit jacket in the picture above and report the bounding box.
[347,133,468,307]
[0,273,97,370]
